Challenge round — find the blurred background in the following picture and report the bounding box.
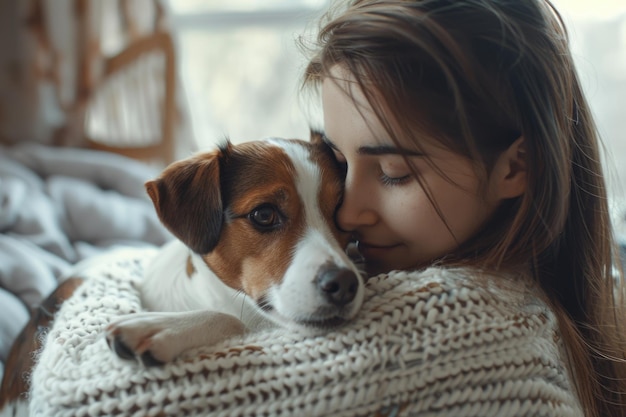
[0,0,624,232]
[167,0,324,146]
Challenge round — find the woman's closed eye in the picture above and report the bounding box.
[379,159,414,187]
[379,171,412,186]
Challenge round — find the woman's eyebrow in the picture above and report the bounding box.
[357,145,424,157]
[322,133,423,156]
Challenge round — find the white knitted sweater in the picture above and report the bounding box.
[29,248,583,417]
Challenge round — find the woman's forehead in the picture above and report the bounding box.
[322,68,448,154]
[323,66,375,115]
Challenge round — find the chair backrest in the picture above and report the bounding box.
[10,0,179,165]
[84,30,176,164]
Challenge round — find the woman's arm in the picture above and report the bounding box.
[29,251,583,417]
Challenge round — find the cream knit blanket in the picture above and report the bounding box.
[29,248,583,417]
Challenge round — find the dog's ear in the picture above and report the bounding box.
[146,144,231,254]
[309,129,325,145]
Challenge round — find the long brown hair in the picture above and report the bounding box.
[301,0,626,415]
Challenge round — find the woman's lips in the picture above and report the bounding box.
[357,241,400,257]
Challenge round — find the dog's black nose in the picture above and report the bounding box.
[316,267,359,307]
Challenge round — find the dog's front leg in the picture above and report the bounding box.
[105,310,246,366]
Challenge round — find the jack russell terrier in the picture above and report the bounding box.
[0,133,364,411]
[104,133,365,366]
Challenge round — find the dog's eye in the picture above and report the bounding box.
[249,205,282,230]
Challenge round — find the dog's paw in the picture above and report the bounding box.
[104,311,246,366]
[105,313,181,366]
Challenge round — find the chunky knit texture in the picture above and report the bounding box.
[29,248,583,417]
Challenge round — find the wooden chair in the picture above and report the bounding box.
[84,31,176,165]
[20,0,185,165]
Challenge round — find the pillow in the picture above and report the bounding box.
[29,248,580,417]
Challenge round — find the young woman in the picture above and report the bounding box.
[302,0,626,415]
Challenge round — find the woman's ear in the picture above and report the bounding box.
[491,136,527,199]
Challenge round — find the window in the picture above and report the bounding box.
[167,0,328,147]
[552,0,626,232]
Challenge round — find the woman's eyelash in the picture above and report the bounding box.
[380,173,412,186]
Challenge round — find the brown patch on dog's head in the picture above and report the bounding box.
[201,140,304,298]
[309,130,351,248]
[186,255,196,278]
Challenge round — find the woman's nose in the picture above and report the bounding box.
[336,173,378,231]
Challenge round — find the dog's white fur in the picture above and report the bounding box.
[105,138,364,365]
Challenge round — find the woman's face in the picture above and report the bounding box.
[321,71,503,275]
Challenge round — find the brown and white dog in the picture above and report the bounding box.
[0,133,364,412]
[104,134,364,366]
